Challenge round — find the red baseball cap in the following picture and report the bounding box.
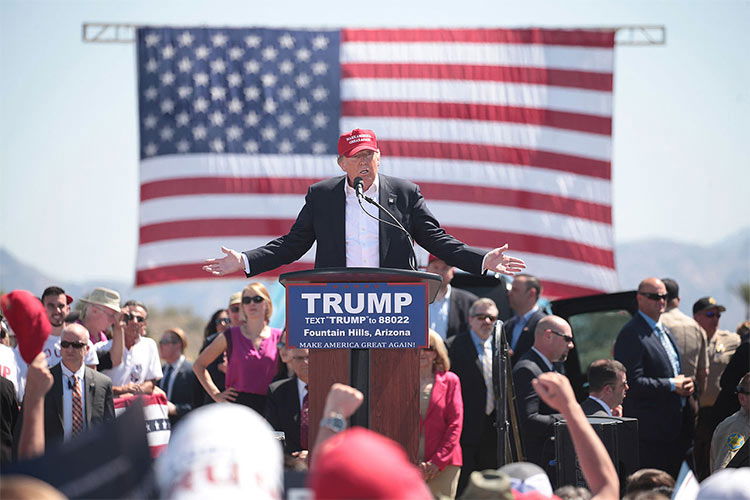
[310,427,431,499]
[337,129,379,157]
[1,290,51,364]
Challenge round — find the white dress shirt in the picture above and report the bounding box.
[296,377,308,410]
[343,177,380,267]
[429,285,452,339]
[60,362,87,441]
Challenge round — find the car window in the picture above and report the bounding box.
[569,309,632,372]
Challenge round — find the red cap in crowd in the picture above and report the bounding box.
[310,427,431,499]
[1,290,51,363]
[337,129,379,157]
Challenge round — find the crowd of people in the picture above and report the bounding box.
[0,268,747,499]
[0,128,747,498]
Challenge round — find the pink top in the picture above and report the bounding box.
[225,326,282,395]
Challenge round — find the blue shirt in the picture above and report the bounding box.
[510,305,540,350]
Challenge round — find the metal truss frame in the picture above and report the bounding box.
[81,23,666,46]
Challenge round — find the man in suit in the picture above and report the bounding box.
[38,323,115,446]
[614,277,695,478]
[503,274,546,364]
[582,359,628,416]
[512,315,574,470]
[425,255,478,340]
[158,328,202,426]
[446,298,499,493]
[202,129,526,278]
[266,347,310,455]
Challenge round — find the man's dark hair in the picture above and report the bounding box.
[41,286,66,302]
[661,278,679,302]
[624,468,674,495]
[123,300,149,315]
[587,359,626,392]
[515,273,542,298]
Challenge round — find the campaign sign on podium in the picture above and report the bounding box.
[286,282,428,349]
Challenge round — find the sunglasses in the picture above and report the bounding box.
[215,317,230,325]
[123,313,146,323]
[703,311,721,318]
[639,292,668,301]
[546,329,575,344]
[229,305,240,313]
[242,295,265,304]
[61,340,87,349]
[472,314,497,322]
[159,338,180,345]
[737,387,750,395]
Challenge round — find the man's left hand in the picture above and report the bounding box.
[484,244,526,276]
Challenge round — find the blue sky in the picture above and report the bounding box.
[1,0,748,284]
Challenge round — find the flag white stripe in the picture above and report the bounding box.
[509,251,618,291]
[137,237,316,270]
[341,78,612,117]
[139,195,613,249]
[340,116,611,161]
[340,42,614,73]
[140,155,611,204]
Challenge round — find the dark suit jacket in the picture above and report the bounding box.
[446,332,491,447]
[613,313,684,443]
[265,376,303,454]
[512,348,559,467]
[581,396,610,416]
[504,309,547,365]
[160,359,203,425]
[244,174,486,275]
[1,377,18,463]
[445,287,479,339]
[41,364,115,446]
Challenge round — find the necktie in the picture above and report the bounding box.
[655,326,680,377]
[162,364,174,399]
[300,385,309,449]
[71,375,84,435]
[483,341,494,415]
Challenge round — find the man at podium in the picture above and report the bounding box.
[203,128,526,278]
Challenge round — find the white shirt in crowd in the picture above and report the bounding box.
[60,362,87,441]
[0,344,20,396]
[98,337,163,386]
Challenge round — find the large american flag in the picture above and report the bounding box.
[136,27,616,298]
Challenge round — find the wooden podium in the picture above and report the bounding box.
[280,268,442,462]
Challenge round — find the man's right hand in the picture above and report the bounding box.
[674,375,695,396]
[203,247,243,276]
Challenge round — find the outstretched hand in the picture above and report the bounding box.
[484,244,526,276]
[202,246,244,276]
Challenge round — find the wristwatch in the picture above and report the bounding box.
[320,412,347,433]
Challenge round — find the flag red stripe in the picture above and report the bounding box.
[136,262,313,286]
[138,219,613,267]
[443,227,614,268]
[341,100,611,135]
[538,280,608,299]
[341,63,612,91]
[381,140,611,179]
[140,178,611,223]
[342,28,615,47]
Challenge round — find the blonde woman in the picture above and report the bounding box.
[419,329,463,499]
[194,282,281,413]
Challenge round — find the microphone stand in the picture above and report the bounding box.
[353,177,418,271]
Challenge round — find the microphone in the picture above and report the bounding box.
[353,176,365,200]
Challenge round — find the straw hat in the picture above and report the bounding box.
[79,287,121,313]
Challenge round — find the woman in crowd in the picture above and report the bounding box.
[419,329,463,499]
[198,309,231,404]
[194,282,282,413]
[203,309,230,341]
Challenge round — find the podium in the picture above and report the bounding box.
[280,268,442,461]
